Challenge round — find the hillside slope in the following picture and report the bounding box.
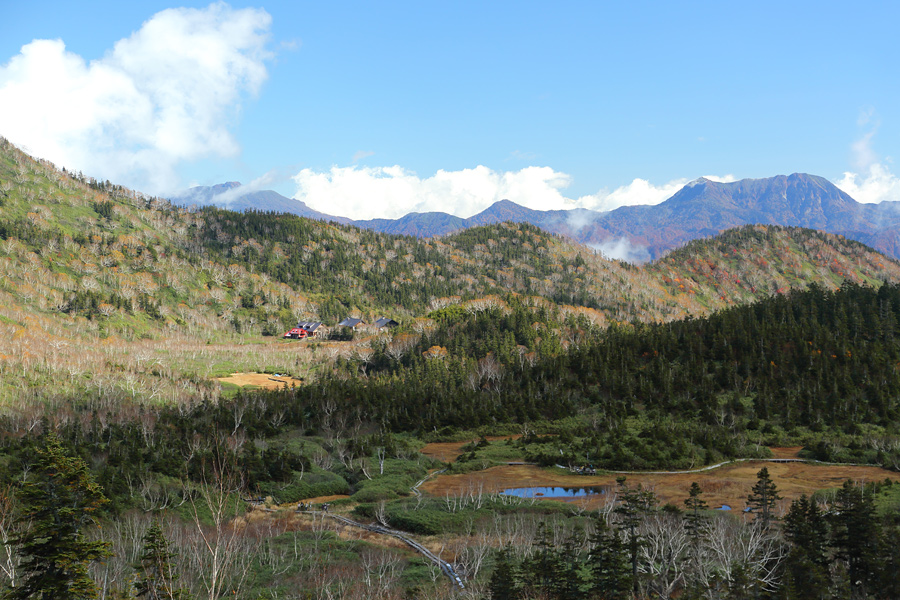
[0,138,329,404]
[3,139,900,407]
[647,225,898,308]
[0,139,677,404]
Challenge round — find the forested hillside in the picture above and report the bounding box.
[251,283,900,468]
[2,280,900,599]
[192,208,619,320]
[650,225,893,306]
[2,136,900,411]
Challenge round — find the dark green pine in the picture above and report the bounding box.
[8,434,112,600]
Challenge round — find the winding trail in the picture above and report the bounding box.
[326,513,465,589]
[288,467,465,589]
[412,468,446,497]
[598,456,873,476]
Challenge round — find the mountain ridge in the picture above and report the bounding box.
[171,182,351,224]
[172,173,900,261]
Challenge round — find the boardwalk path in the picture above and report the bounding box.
[326,513,465,589]
[601,456,871,476]
[295,466,466,589]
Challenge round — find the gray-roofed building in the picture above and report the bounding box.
[295,321,326,338]
[337,317,365,328]
[374,317,399,329]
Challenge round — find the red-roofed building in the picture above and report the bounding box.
[283,327,308,340]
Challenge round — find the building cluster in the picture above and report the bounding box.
[282,316,399,340]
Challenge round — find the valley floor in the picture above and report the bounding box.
[418,451,900,512]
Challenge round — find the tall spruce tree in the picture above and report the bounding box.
[134,522,186,600]
[683,482,708,593]
[8,435,111,600]
[683,482,708,540]
[831,480,880,600]
[588,519,631,600]
[488,548,519,600]
[745,467,780,529]
[557,527,587,600]
[613,476,656,596]
[783,495,828,568]
[782,495,829,600]
[521,522,562,598]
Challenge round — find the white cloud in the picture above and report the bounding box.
[851,130,878,172]
[588,238,651,263]
[587,174,737,213]
[292,164,574,220]
[292,164,736,220]
[834,114,900,204]
[835,163,900,204]
[586,178,686,212]
[564,209,601,232]
[210,171,278,205]
[0,2,271,194]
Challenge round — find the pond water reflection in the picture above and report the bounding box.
[502,486,608,499]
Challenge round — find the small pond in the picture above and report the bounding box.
[502,486,608,499]
[716,505,753,512]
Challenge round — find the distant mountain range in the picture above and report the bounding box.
[170,182,351,224]
[171,173,900,261]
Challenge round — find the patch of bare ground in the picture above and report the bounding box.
[215,372,303,389]
[419,460,900,513]
[769,447,803,459]
[419,435,521,463]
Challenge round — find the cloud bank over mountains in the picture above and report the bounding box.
[291,165,738,220]
[287,108,900,219]
[836,163,900,206]
[0,3,272,194]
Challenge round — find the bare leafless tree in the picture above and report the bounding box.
[701,515,786,596]
[0,486,23,592]
[639,513,690,599]
[184,452,256,600]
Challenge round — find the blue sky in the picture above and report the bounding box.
[1,1,899,218]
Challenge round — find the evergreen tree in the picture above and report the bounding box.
[557,527,586,600]
[613,477,656,596]
[876,520,900,600]
[745,467,780,529]
[683,482,708,592]
[8,435,111,600]
[588,519,631,600]
[521,522,561,598]
[781,495,829,600]
[683,482,708,540]
[488,548,519,600]
[831,480,880,600]
[782,495,827,568]
[134,522,187,600]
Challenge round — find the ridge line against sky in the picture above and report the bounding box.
[1,1,899,220]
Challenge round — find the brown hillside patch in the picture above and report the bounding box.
[216,372,302,389]
[420,461,900,513]
[420,435,521,463]
[769,447,803,459]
